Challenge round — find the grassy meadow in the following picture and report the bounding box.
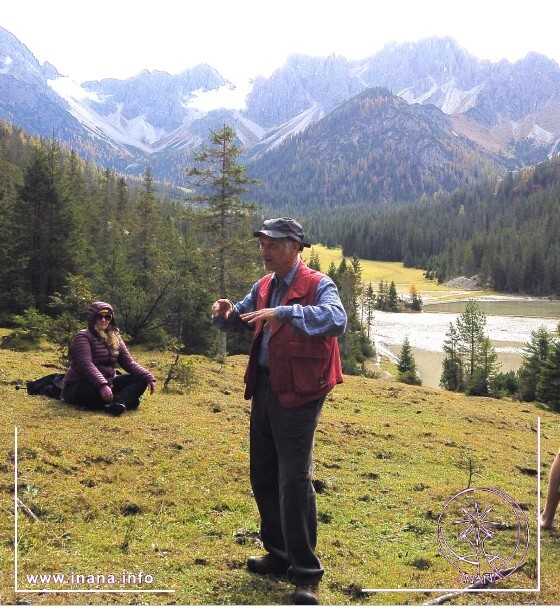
[304,245,485,300]
[1,329,559,606]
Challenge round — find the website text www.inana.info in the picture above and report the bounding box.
[24,570,155,586]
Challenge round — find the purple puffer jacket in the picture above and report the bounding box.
[62,301,155,394]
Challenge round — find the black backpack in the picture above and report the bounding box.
[26,373,65,399]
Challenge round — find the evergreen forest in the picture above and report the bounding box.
[0,120,262,353]
[300,157,560,296]
[0,121,371,372]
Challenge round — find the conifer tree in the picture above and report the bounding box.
[466,336,499,396]
[0,153,26,315]
[535,339,560,411]
[64,150,93,275]
[134,167,160,278]
[456,300,488,381]
[440,323,464,391]
[307,248,322,272]
[440,300,499,396]
[336,260,360,332]
[186,125,261,357]
[397,336,421,385]
[363,283,376,338]
[16,141,76,311]
[388,280,399,311]
[330,256,375,375]
[376,279,388,310]
[517,326,551,401]
[327,261,338,284]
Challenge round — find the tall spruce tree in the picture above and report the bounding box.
[0,153,26,316]
[16,141,76,312]
[456,300,488,381]
[466,336,499,396]
[388,280,399,311]
[334,259,374,374]
[517,326,552,401]
[535,339,560,411]
[362,283,376,338]
[397,336,421,385]
[440,323,464,391]
[186,125,261,357]
[376,279,388,310]
[307,248,322,271]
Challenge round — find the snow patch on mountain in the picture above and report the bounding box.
[187,81,252,111]
[105,104,167,146]
[399,78,484,114]
[529,124,553,144]
[145,122,202,153]
[48,76,153,152]
[399,78,439,105]
[48,76,104,101]
[0,55,12,74]
[439,80,484,114]
[252,103,324,156]
[232,111,266,145]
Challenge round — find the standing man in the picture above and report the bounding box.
[212,218,347,605]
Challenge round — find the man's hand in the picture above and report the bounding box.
[212,299,234,319]
[240,308,280,331]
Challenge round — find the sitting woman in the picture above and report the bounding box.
[62,301,156,415]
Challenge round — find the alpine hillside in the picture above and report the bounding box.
[246,87,502,207]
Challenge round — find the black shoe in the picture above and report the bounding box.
[293,584,320,605]
[247,554,290,575]
[104,401,126,416]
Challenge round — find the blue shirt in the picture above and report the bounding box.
[212,260,347,366]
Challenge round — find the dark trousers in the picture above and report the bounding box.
[63,374,148,410]
[250,368,325,586]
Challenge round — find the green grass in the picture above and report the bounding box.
[1,332,559,605]
[304,245,486,300]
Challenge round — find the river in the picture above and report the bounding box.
[371,297,560,389]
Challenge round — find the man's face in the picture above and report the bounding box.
[258,236,300,278]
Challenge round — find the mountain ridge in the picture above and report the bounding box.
[1,25,560,193]
[247,86,503,208]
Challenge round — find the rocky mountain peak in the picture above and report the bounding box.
[1,26,560,185]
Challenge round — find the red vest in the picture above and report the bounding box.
[244,262,343,407]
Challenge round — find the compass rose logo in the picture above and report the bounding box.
[437,487,530,585]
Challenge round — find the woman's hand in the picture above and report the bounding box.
[100,385,113,402]
[148,381,156,395]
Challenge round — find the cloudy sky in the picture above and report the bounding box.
[1,0,559,85]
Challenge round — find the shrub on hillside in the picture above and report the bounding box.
[0,308,52,351]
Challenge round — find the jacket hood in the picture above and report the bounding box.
[87,301,116,330]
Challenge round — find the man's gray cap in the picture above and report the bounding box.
[253,217,311,248]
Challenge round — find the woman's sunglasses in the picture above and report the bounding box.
[96,313,113,321]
